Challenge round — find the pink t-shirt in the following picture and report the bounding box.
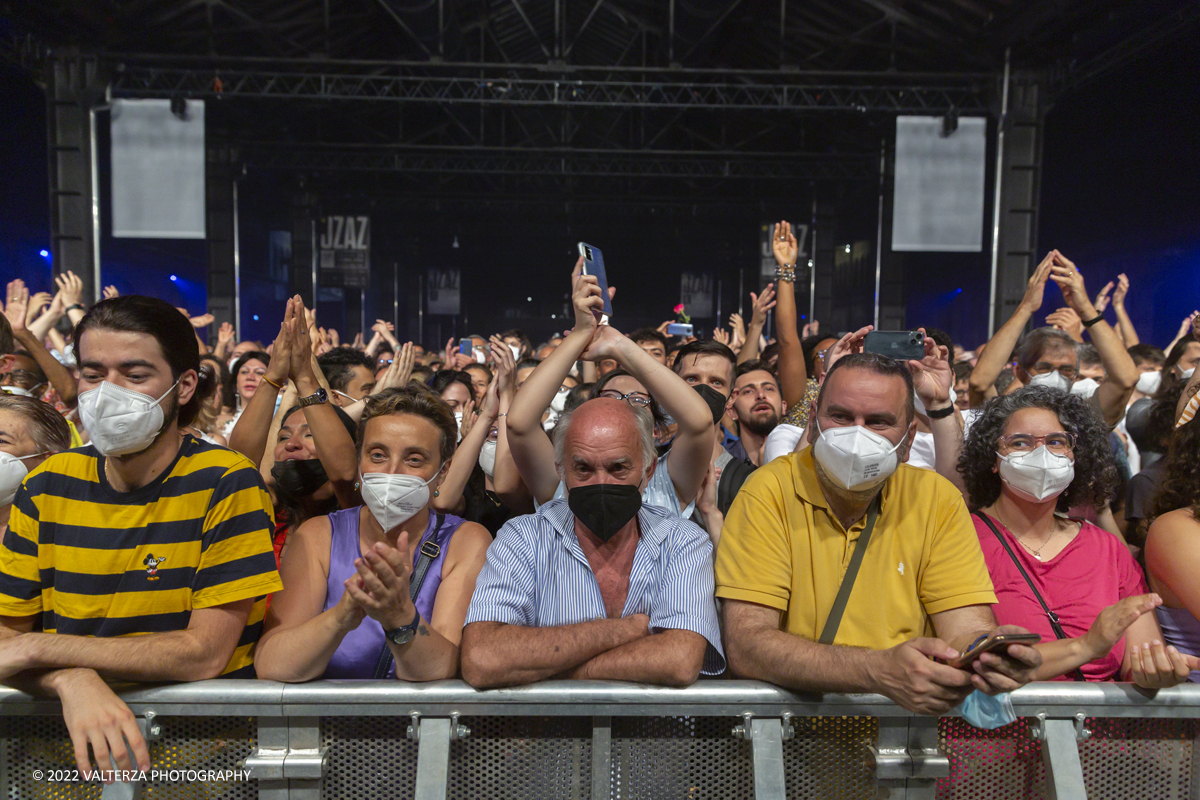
[973,514,1148,681]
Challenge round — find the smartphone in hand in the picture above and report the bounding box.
[667,323,693,336]
[578,242,613,321]
[863,330,925,362]
[949,632,1041,670]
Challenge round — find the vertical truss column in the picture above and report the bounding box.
[990,72,1046,335]
[206,143,238,344]
[46,51,104,303]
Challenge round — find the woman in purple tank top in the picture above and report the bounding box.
[255,384,492,681]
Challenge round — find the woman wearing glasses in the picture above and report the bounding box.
[958,386,1197,685]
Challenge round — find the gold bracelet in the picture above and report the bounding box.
[262,375,283,390]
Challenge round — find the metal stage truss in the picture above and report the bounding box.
[107,62,991,114]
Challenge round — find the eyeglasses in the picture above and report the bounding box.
[4,369,45,389]
[998,432,1076,455]
[1031,362,1078,381]
[596,389,652,408]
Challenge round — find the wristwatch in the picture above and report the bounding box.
[297,387,328,408]
[384,607,421,647]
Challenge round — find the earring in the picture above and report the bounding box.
[433,489,439,497]
[354,481,360,491]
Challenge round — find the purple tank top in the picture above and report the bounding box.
[320,506,463,679]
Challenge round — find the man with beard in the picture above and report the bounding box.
[727,360,782,467]
[0,296,281,780]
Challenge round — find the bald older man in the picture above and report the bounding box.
[461,398,724,688]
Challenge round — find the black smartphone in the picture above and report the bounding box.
[863,330,925,362]
[578,242,613,320]
[949,632,1041,669]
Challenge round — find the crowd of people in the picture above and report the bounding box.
[0,220,1198,779]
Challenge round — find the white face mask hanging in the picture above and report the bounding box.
[77,379,180,456]
[478,439,497,478]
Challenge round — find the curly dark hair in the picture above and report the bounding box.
[958,385,1118,512]
[1148,414,1200,522]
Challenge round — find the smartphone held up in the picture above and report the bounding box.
[578,242,613,323]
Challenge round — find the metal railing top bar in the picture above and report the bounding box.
[1,680,1198,720]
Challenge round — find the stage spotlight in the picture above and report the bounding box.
[39,250,50,258]
[170,275,178,282]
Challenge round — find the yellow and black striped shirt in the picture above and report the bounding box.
[0,435,283,677]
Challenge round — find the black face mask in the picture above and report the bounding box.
[694,383,729,426]
[271,458,329,506]
[567,483,643,543]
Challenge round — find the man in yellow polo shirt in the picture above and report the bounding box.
[716,348,1041,715]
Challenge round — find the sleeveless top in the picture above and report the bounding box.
[1156,605,1200,683]
[320,506,464,679]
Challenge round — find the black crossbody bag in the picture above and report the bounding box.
[818,496,882,644]
[974,511,1084,682]
[371,513,446,679]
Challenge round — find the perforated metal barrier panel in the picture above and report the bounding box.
[0,716,256,800]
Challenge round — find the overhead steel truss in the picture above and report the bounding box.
[110,64,991,114]
[239,144,877,181]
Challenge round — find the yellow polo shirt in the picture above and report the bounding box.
[715,448,995,649]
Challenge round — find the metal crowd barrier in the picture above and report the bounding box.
[1,679,1198,800]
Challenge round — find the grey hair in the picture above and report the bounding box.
[553,400,658,481]
[1016,327,1078,372]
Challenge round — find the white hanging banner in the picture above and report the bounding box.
[891,116,986,252]
[111,99,206,239]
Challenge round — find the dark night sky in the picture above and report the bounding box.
[2,41,1197,350]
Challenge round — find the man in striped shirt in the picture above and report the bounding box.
[461,397,724,688]
[0,296,281,780]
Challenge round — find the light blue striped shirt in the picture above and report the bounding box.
[465,498,725,675]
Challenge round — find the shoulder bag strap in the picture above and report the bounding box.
[372,513,447,679]
[974,511,1084,681]
[819,495,882,645]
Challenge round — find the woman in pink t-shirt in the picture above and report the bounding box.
[959,385,1197,685]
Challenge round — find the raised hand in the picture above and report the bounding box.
[906,329,953,409]
[1046,307,1084,343]
[1019,252,1056,314]
[459,399,479,441]
[571,256,605,337]
[218,321,235,346]
[289,298,317,385]
[328,328,340,348]
[712,328,731,347]
[579,323,628,363]
[375,342,415,393]
[3,281,29,332]
[55,271,84,307]
[189,313,215,329]
[824,325,873,373]
[749,283,777,328]
[25,292,51,326]
[1048,251,1094,316]
[1094,281,1114,314]
[490,336,517,399]
[728,312,747,348]
[102,285,119,300]
[802,319,820,338]
[263,298,295,388]
[1112,273,1130,309]
[657,320,677,338]
[771,221,799,267]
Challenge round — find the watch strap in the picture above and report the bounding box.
[298,388,327,407]
[926,403,955,420]
[1081,313,1105,328]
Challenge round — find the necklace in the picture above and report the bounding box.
[993,512,1056,561]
